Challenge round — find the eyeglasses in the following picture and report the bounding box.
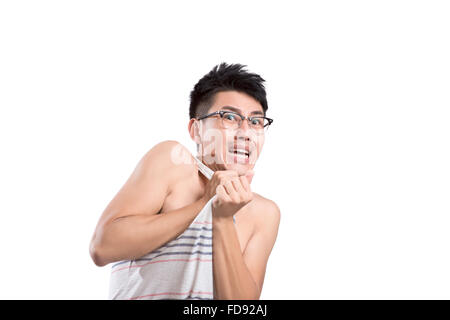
[196,110,273,132]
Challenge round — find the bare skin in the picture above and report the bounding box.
[90,90,280,299]
[160,147,274,255]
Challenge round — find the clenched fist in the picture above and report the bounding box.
[202,170,254,219]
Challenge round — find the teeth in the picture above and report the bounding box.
[229,148,249,157]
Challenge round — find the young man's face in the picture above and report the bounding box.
[194,90,266,175]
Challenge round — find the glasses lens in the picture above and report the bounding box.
[221,112,241,129]
[220,112,271,134]
[250,117,271,131]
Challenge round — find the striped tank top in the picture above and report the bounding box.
[108,155,232,300]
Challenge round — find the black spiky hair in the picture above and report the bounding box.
[189,62,268,119]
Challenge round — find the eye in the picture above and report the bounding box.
[251,118,263,126]
[224,113,237,121]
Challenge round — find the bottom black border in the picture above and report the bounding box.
[1,300,448,319]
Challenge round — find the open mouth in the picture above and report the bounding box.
[228,146,250,159]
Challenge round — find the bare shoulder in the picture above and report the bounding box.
[253,192,281,215]
[94,140,195,227]
[141,140,189,165]
[140,140,197,182]
[251,192,281,230]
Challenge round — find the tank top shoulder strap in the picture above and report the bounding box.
[194,155,214,181]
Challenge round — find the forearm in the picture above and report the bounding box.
[91,196,209,266]
[212,216,259,300]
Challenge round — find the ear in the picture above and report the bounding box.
[188,118,202,145]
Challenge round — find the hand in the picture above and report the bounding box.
[210,170,254,219]
[202,170,237,202]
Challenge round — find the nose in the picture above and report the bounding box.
[239,117,251,131]
[235,119,252,141]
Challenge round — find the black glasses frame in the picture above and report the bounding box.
[197,110,273,128]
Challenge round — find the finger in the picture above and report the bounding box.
[216,184,231,202]
[215,170,238,178]
[239,175,251,193]
[223,170,239,176]
[212,170,236,181]
[212,170,238,185]
[238,170,253,190]
[223,180,240,202]
[238,176,253,203]
[231,176,246,198]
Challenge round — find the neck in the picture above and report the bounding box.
[198,170,209,189]
[195,153,211,190]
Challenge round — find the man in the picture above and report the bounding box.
[89,62,280,300]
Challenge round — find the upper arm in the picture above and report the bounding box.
[242,200,281,298]
[95,140,182,227]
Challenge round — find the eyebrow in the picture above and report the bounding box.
[220,105,264,116]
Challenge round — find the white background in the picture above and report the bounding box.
[0,1,449,299]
